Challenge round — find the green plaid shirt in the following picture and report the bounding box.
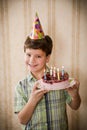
[14,72,72,130]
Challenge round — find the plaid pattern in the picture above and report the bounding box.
[14,72,72,130]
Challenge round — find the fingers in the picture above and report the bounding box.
[33,82,49,92]
[66,79,80,92]
[75,79,80,87]
[32,83,49,97]
[36,87,49,95]
[71,79,80,91]
[33,82,40,91]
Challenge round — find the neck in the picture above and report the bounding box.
[31,70,45,80]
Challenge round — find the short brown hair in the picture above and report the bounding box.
[24,35,53,56]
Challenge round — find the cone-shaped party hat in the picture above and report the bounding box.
[29,13,45,40]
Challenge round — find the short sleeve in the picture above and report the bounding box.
[64,90,72,104]
[14,82,28,113]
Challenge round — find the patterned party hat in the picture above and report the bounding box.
[29,13,45,40]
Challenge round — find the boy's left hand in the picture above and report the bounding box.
[66,79,80,98]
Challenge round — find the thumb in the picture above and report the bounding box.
[33,82,39,91]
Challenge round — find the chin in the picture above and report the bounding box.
[28,67,38,72]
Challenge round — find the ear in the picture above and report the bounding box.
[46,55,50,63]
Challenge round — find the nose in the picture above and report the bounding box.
[29,56,35,64]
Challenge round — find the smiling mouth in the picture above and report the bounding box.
[29,64,38,67]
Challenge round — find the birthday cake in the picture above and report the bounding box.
[37,66,76,90]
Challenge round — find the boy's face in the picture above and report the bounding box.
[24,48,50,74]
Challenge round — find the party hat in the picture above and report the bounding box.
[29,13,45,40]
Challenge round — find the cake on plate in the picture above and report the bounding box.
[37,66,76,90]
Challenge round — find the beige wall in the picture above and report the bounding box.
[0,0,87,130]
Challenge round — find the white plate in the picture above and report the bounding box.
[36,78,76,90]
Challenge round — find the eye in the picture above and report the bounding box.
[26,54,31,57]
[37,55,41,58]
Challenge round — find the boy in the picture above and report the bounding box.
[14,13,81,130]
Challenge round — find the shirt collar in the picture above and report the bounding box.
[27,72,37,82]
[27,66,50,82]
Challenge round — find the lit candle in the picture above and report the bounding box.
[53,67,56,78]
[50,66,53,76]
[57,68,60,80]
[62,66,64,77]
[44,69,47,80]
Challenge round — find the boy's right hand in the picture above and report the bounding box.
[29,83,49,106]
